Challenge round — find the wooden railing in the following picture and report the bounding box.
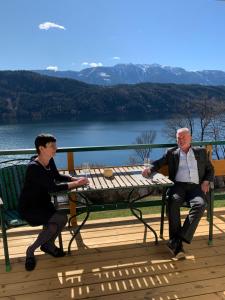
[0,141,225,176]
[1,141,225,226]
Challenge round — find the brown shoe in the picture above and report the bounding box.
[167,238,185,259]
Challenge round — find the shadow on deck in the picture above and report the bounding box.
[1,209,225,300]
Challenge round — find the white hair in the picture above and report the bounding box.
[176,128,190,136]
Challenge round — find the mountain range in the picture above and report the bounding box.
[35,63,225,86]
[1,70,225,122]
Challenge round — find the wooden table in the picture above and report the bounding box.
[67,165,173,253]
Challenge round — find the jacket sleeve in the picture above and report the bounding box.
[202,149,214,182]
[150,151,169,172]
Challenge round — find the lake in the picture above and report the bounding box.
[0,119,173,167]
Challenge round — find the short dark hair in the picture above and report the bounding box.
[35,134,56,154]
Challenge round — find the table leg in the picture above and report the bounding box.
[69,194,77,226]
[128,189,158,245]
[68,192,91,254]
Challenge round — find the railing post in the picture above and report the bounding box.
[206,144,213,161]
[69,194,77,227]
[67,151,77,226]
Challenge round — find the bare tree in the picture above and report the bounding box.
[206,101,225,159]
[194,97,218,141]
[165,96,225,159]
[129,130,156,164]
[165,99,196,140]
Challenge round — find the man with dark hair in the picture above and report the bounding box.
[19,133,89,271]
[142,128,214,258]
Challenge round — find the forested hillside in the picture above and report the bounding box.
[1,71,225,121]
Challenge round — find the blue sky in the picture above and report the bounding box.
[0,0,225,71]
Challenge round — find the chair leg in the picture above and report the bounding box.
[53,195,64,251]
[58,232,64,251]
[0,208,11,271]
[208,189,214,245]
[160,189,166,239]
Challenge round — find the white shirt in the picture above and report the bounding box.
[175,148,199,184]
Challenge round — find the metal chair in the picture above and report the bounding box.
[159,183,214,245]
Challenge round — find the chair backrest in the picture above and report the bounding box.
[211,159,225,176]
[0,164,27,210]
[158,165,169,176]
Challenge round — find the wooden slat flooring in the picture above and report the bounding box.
[1,208,225,299]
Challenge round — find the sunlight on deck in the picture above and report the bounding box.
[1,208,225,299]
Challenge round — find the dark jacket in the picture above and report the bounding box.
[150,146,214,183]
[19,158,71,226]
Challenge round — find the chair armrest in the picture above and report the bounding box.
[51,192,69,209]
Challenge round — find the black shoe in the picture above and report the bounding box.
[40,245,66,257]
[25,256,36,271]
[167,238,185,259]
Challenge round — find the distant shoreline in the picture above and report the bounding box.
[0,114,170,125]
[2,70,225,125]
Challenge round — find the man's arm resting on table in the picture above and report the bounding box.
[142,152,169,177]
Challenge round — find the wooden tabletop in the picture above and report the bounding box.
[65,165,173,192]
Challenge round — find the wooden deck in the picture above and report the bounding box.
[1,208,225,300]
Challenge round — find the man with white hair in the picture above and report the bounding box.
[142,128,214,258]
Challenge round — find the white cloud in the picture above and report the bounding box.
[113,56,120,60]
[90,62,103,68]
[46,65,58,72]
[81,62,103,68]
[39,22,65,30]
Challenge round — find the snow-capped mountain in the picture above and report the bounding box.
[35,63,225,86]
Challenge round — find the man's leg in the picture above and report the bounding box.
[166,183,187,259]
[180,185,206,244]
[168,183,186,239]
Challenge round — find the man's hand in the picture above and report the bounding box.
[201,180,209,194]
[142,168,151,178]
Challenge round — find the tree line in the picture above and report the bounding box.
[1,71,225,122]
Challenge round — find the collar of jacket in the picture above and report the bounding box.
[175,146,201,161]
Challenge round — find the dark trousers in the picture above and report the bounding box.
[168,182,207,244]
